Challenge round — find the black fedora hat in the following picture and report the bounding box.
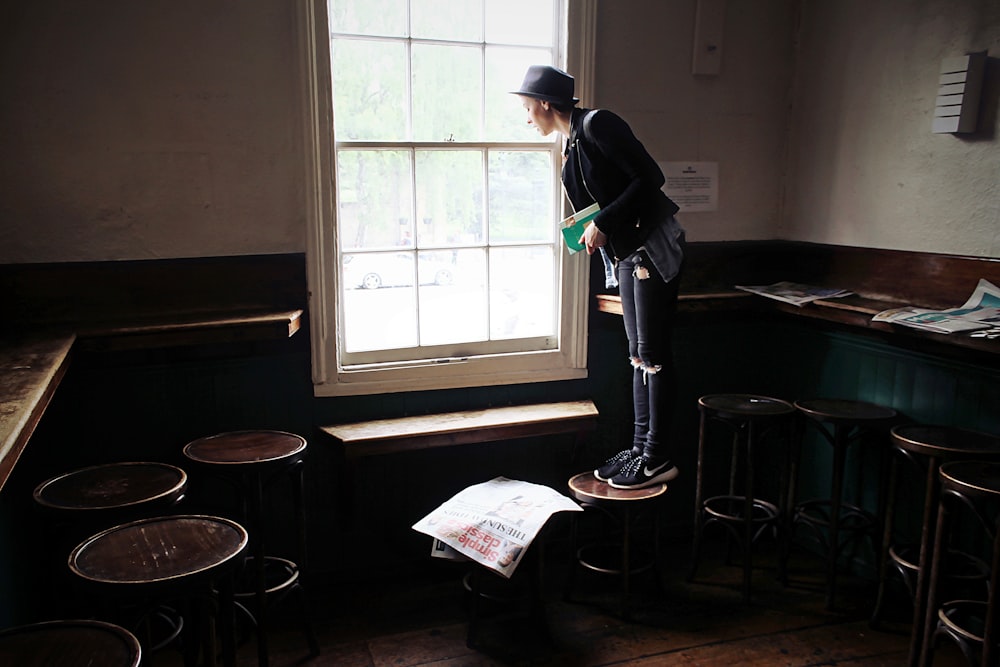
[511,65,579,104]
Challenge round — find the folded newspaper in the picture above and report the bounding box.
[872,278,1000,334]
[412,477,582,578]
[734,281,853,306]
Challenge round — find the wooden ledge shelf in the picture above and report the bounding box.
[75,308,303,352]
[320,400,599,459]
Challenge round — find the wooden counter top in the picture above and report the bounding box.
[596,291,753,316]
[596,291,1000,359]
[0,307,303,494]
[0,334,75,492]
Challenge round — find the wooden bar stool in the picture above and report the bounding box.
[689,393,796,602]
[32,461,188,627]
[869,425,1000,666]
[566,471,669,618]
[69,514,248,667]
[920,461,1000,667]
[0,619,141,667]
[183,430,319,667]
[788,398,897,609]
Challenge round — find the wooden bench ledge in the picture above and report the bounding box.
[320,400,599,459]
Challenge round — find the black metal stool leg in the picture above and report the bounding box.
[248,472,269,667]
[871,453,900,628]
[689,409,708,582]
[825,426,848,610]
[918,488,951,667]
[909,458,942,667]
[621,505,632,618]
[291,462,320,657]
[742,422,756,604]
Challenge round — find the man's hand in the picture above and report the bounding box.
[580,222,607,256]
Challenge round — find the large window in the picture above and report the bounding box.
[303,0,593,396]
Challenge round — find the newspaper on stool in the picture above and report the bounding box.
[413,476,582,578]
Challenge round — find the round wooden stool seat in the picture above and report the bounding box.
[699,393,797,422]
[568,471,668,506]
[891,424,1000,460]
[566,472,668,617]
[182,429,306,469]
[795,398,897,425]
[922,461,1000,667]
[0,619,141,667]
[34,461,187,514]
[70,514,247,589]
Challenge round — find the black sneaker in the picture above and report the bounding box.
[609,455,679,489]
[594,449,639,482]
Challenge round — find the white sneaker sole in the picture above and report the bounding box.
[608,465,679,489]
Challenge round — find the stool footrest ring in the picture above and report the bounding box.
[576,543,654,577]
[937,599,988,644]
[703,495,780,525]
[793,499,876,532]
[234,556,300,599]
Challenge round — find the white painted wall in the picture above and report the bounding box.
[594,0,797,244]
[0,0,996,263]
[0,1,305,263]
[783,0,999,257]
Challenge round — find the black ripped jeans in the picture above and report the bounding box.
[616,248,681,460]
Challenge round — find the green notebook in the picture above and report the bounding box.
[559,202,601,254]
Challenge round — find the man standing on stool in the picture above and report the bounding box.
[513,65,685,490]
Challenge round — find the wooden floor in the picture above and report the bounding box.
[188,539,974,667]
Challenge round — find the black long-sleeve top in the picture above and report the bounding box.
[562,107,680,263]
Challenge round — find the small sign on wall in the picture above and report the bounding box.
[660,162,718,212]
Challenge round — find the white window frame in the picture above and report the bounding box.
[298,0,597,397]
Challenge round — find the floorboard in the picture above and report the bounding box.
[154,538,972,666]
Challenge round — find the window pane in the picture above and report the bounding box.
[418,249,488,345]
[341,252,418,352]
[337,150,414,251]
[489,247,556,339]
[331,39,406,141]
[485,0,554,46]
[328,0,407,37]
[485,47,556,141]
[489,150,553,244]
[412,44,481,142]
[415,150,483,246]
[410,0,482,41]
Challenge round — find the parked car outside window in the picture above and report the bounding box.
[342,252,456,289]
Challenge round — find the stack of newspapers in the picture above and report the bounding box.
[872,279,1000,334]
[734,281,852,307]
